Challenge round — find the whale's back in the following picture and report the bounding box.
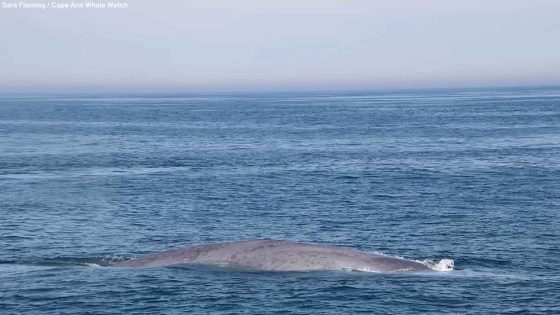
[114,240,435,272]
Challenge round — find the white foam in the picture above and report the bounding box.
[422,259,455,272]
[352,267,382,273]
[84,263,102,267]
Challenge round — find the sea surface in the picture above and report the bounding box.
[1,88,559,314]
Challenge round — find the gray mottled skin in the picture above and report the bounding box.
[113,240,434,272]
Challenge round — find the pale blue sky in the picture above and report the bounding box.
[1,0,559,92]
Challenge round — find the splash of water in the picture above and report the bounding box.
[423,259,455,271]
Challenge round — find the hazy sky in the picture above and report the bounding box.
[1,0,559,91]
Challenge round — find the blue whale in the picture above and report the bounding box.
[113,240,454,272]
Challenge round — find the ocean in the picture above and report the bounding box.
[1,88,559,314]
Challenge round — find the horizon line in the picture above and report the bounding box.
[1,83,559,95]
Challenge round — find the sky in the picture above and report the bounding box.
[1,0,559,92]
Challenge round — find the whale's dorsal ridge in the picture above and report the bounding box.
[113,240,450,273]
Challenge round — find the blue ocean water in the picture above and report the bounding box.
[1,88,559,314]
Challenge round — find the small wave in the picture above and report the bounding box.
[84,263,102,267]
[421,259,455,272]
[352,267,382,273]
[79,255,130,267]
[0,255,131,268]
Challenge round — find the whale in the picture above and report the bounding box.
[113,240,454,272]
